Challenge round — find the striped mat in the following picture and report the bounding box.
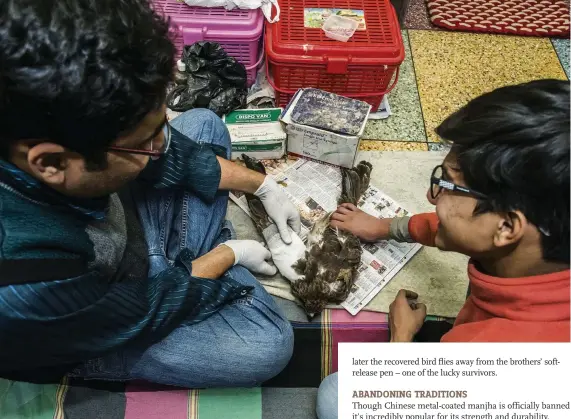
[0,307,450,419]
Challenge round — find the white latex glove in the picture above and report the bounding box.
[222,240,277,276]
[254,176,301,244]
[262,225,306,283]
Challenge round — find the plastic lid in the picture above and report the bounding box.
[266,0,405,65]
[176,60,186,72]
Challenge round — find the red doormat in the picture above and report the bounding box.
[426,0,570,37]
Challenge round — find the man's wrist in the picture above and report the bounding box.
[191,244,235,279]
[217,243,237,265]
[215,157,266,194]
[247,171,266,195]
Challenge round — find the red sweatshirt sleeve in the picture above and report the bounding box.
[408,213,439,247]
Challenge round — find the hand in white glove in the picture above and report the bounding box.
[254,176,301,244]
[262,224,306,283]
[222,240,277,276]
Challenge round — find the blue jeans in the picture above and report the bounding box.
[72,109,294,388]
[317,372,338,419]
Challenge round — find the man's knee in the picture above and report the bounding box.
[256,320,294,381]
[317,372,339,419]
[235,319,294,384]
[170,108,231,157]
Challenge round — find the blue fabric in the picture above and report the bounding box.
[0,109,274,382]
[317,372,338,419]
[138,109,226,203]
[69,110,294,387]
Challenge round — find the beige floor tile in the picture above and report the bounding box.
[409,31,567,142]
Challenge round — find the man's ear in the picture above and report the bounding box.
[493,211,527,248]
[26,143,67,186]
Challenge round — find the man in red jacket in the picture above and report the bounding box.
[316,79,570,419]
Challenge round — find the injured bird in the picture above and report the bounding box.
[241,154,372,319]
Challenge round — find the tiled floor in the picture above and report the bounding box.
[410,31,567,143]
[404,0,438,30]
[359,140,428,151]
[364,1,570,150]
[362,31,426,142]
[552,38,570,78]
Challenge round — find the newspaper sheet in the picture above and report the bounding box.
[230,157,422,315]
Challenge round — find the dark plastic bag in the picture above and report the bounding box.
[166,42,248,116]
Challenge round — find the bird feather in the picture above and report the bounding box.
[241,154,273,232]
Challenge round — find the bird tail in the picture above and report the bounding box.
[241,154,273,232]
[339,161,372,205]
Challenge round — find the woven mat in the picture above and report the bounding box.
[0,307,392,419]
[426,0,570,37]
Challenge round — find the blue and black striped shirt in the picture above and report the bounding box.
[0,127,251,382]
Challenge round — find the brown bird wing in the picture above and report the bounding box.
[355,161,372,196]
[331,233,362,301]
[338,161,372,206]
[244,196,274,232]
[338,168,360,205]
[241,154,273,233]
[321,227,342,253]
[291,229,362,316]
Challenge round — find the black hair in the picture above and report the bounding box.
[0,0,174,166]
[437,79,570,264]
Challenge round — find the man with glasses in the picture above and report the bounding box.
[0,0,298,385]
[316,79,570,419]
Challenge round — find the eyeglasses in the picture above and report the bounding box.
[430,165,487,200]
[107,117,172,161]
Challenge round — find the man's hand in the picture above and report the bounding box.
[389,289,427,342]
[216,158,301,244]
[254,177,301,244]
[222,240,278,276]
[330,203,391,242]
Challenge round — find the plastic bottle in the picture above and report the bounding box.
[174,59,188,85]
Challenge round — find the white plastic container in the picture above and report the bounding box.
[321,15,358,42]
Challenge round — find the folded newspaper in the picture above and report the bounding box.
[230,157,422,315]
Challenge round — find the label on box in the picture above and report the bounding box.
[224,108,286,143]
[231,142,285,161]
[225,109,282,125]
[286,124,360,169]
[304,8,366,31]
[232,143,283,152]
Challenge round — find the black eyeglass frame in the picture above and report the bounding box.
[430,164,488,200]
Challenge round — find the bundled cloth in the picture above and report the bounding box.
[166,42,248,117]
[246,60,275,109]
[181,0,280,23]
